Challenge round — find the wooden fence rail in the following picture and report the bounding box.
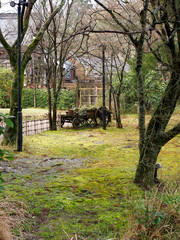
[0,115,61,141]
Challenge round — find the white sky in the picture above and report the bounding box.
[0,0,18,13]
[0,0,96,13]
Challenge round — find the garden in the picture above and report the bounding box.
[0,1,180,238]
[0,108,179,239]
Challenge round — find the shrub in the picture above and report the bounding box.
[22,89,34,108]
[0,113,15,192]
[0,90,10,108]
[57,89,75,109]
[0,68,13,108]
[36,89,49,108]
[124,183,180,240]
[22,89,75,109]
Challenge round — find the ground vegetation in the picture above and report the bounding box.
[0,108,179,239]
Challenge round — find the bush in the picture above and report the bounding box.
[124,183,180,240]
[0,68,13,108]
[57,89,75,109]
[36,89,49,108]
[22,88,75,109]
[22,89,49,108]
[22,89,34,108]
[0,113,15,192]
[0,90,10,108]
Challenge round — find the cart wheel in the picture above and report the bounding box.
[86,117,93,125]
[95,107,111,126]
[61,119,65,128]
[72,118,80,129]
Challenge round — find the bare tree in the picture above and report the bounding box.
[110,40,131,128]
[94,0,180,187]
[0,0,66,145]
[36,0,92,130]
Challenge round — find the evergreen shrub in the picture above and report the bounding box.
[36,89,49,108]
[22,88,75,109]
[0,90,10,108]
[22,89,34,108]
[0,68,13,108]
[57,89,75,109]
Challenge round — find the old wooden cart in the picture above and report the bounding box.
[61,107,111,129]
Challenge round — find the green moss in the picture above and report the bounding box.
[0,112,179,239]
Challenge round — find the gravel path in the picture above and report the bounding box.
[0,156,85,180]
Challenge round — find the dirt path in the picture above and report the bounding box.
[1,156,84,179]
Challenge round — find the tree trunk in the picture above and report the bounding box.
[48,91,52,130]
[134,139,162,187]
[34,79,36,108]
[108,86,112,112]
[47,73,52,130]
[112,91,123,128]
[112,92,118,125]
[136,44,146,156]
[2,70,24,145]
[52,98,57,130]
[135,67,180,187]
[116,95,122,128]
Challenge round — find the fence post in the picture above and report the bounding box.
[56,114,61,130]
[25,116,28,136]
[59,114,61,129]
[34,116,36,135]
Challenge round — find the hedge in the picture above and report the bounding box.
[0,88,75,109]
[23,89,75,109]
[0,90,10,108]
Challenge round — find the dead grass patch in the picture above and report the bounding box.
[0,200,28,240]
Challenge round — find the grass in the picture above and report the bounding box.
[0,108,64,121]
[0,108,48,116]
[0,107,179,239]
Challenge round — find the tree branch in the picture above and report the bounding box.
[0,29,17,69]
[94,0,137,46]
[22,0,66,70]
[12,0,37,48]
[0,29,12,55]
[90,30,142,35]
[158,122,180,146]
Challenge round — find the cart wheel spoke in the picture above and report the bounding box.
[72,118,80,129]
[61,119,65,128]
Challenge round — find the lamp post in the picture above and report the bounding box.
[99,43,106,130]
[10,1,28,151]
